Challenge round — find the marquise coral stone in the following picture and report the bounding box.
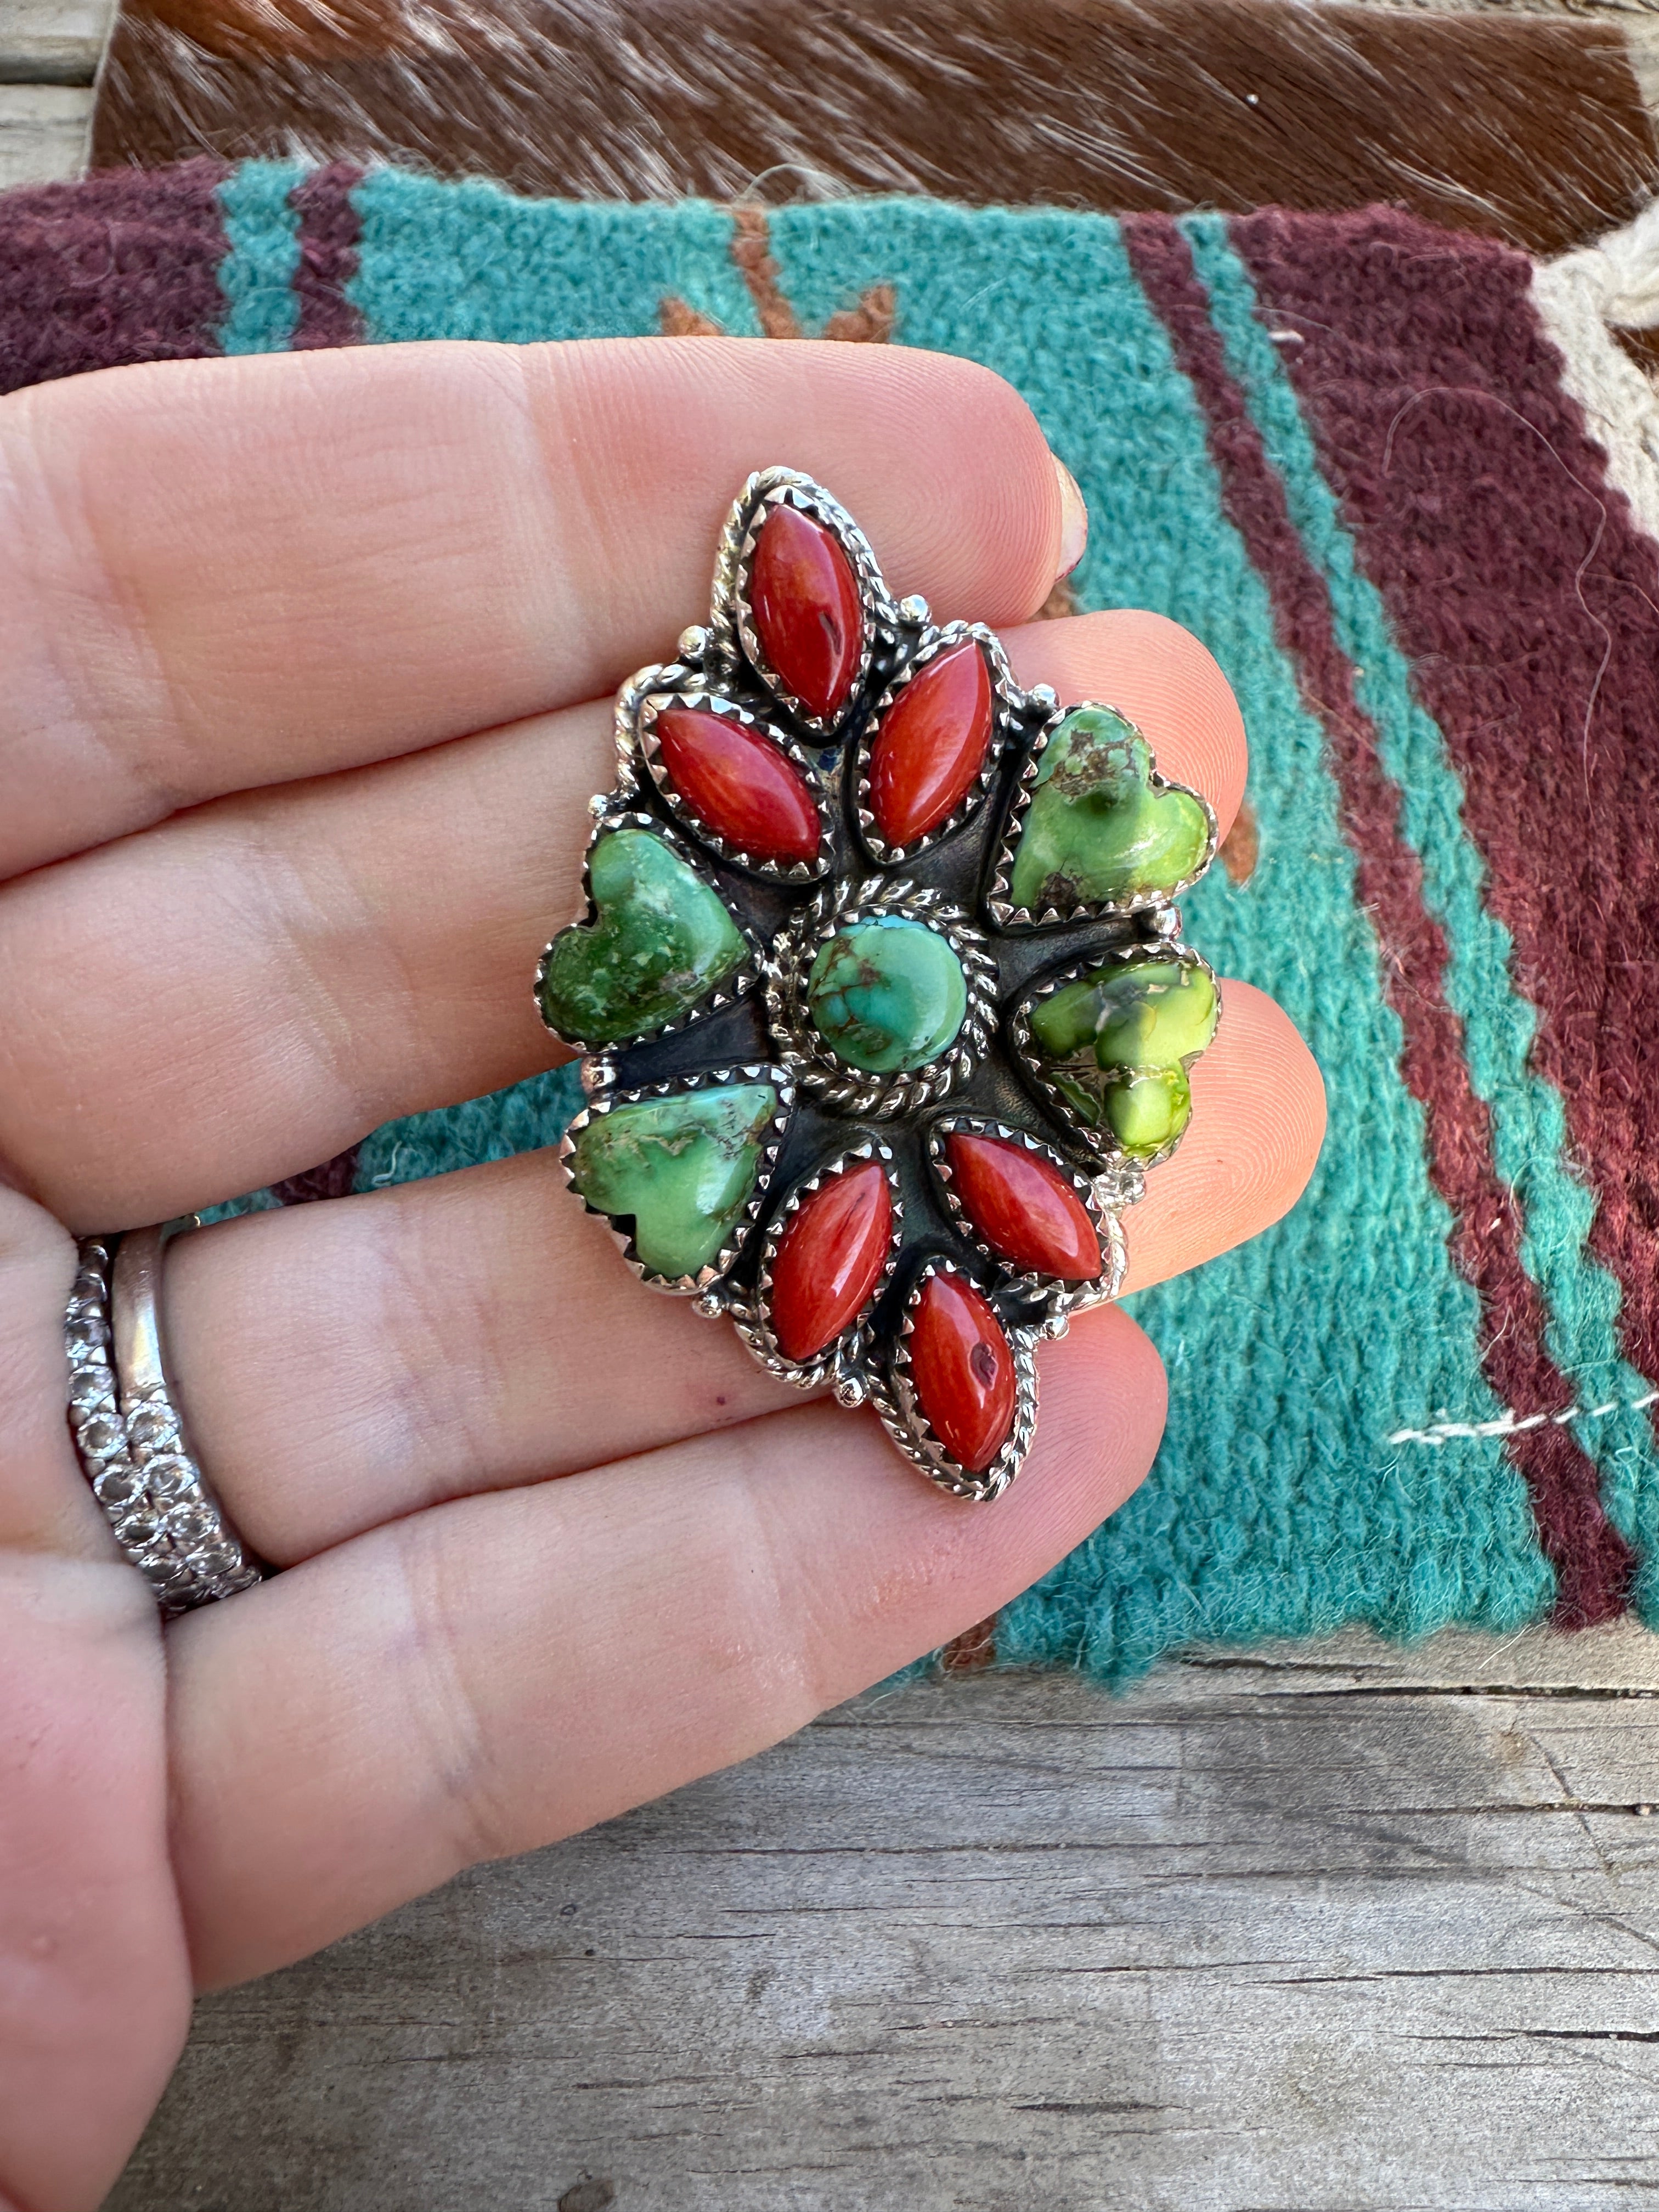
[769,1160,893,1362]
[655,707,821,866]
[868,642,994,846]
[909,1273,1017,1473]
[750,504,864,719]
[945,1134,1102,1282]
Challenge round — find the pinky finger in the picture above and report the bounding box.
[165,1310,1167,1989]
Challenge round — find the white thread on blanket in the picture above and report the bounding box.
[1390,1390,1659,1447]
[1533,197,1659,544]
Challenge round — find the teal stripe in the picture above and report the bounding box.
[215,161,306,355]
[353,1064,584,1190]
[345,170,761,341]
[1183,212,1659,1602]
[765,201,1552,1673]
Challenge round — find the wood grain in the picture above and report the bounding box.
[110,1626,1659,2210]
[0,0,110,82]
[0,81,90,185]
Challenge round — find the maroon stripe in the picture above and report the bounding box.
[270,1146,361,1206]
[1227,205,1659,1453]
[288,162,365,350]
[0,159,231,395]
[1122,212,1633,1626]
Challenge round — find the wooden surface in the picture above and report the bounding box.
[0,1,108,187]
[109,1624,1659,2210]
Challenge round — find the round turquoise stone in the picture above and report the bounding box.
[806,916,968,1074]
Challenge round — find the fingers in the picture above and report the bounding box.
[0,1184,106,1559]
[0,610,1248,1228]
[0,1184,190,2212]
[163,979,1319,1568]
[1124,981,1325,1293]
[0,340,1070,879]
[165,1308,1167,1988]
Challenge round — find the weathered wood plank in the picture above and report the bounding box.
[111,1627,1659,2211]
[0,81,91,187]
[0,0,112,84]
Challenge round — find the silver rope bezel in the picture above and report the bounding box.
[762,877,998,1119]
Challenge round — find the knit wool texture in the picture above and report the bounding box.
[6,162,1659,1677]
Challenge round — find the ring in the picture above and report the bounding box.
[536,469,1220,1499]
[64,1225,264,1610]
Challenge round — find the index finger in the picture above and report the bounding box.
[0,338,1074,878]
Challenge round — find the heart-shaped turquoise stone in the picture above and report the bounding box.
[1008,707,1211,914]
[568,1082,779,1278]
[539,828,747,1046]
[1028,957,1218,1155]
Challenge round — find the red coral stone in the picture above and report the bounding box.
[868,642,994,846]
[750,504,864,719]
[770,1159,892,1362]
[909,1273,1017,1472]
[946,1133,1103,1283]
[655,708,821,866]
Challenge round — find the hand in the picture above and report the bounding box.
[0,338,1323,2209]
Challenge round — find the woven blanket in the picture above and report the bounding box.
[7,163,1659,1679]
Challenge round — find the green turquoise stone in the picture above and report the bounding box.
[568,1082,778,1278]
[1028,957,1218,1155]
[539,829,747,1046]
[1008,707,1211,913]
[806,916,968,1074]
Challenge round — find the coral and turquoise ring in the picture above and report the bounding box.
[537,470,1220,1500]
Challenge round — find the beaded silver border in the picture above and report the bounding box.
[560,1062,794,1295]
[534,809,762,1053]
[627,684,832,882]
[851,623,1023,866]
[64,1237,263,1613]
[924,1115,1129,1326]
[868,1259,1040,1504]
[761,877,998,1119]
[1009,942,1222,1170]
[710,469,893,738]
[985,701,1219,930]
[729,1141,904,1395]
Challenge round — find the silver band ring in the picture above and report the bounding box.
[64,1224,264,1612]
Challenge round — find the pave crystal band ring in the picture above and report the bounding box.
[65,1226,264,1611]
[535,469,1220,1500]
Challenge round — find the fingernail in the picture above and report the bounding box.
[1053,455,1088,577]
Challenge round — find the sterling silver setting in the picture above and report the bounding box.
[760,877,998,1119]
[535,467,1220,1500]
[1011,942,1222,1170]
[867,1259,1041,1504]
[986,704,1221,931]
[851,621,1023,866]
[728,1139,905,1396]
[629,686,833,882]
[926,1114,1128,1327]
[534,808,765,1053]
[560,1062,794,1294]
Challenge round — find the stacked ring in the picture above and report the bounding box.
[64,1226,263,1612]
